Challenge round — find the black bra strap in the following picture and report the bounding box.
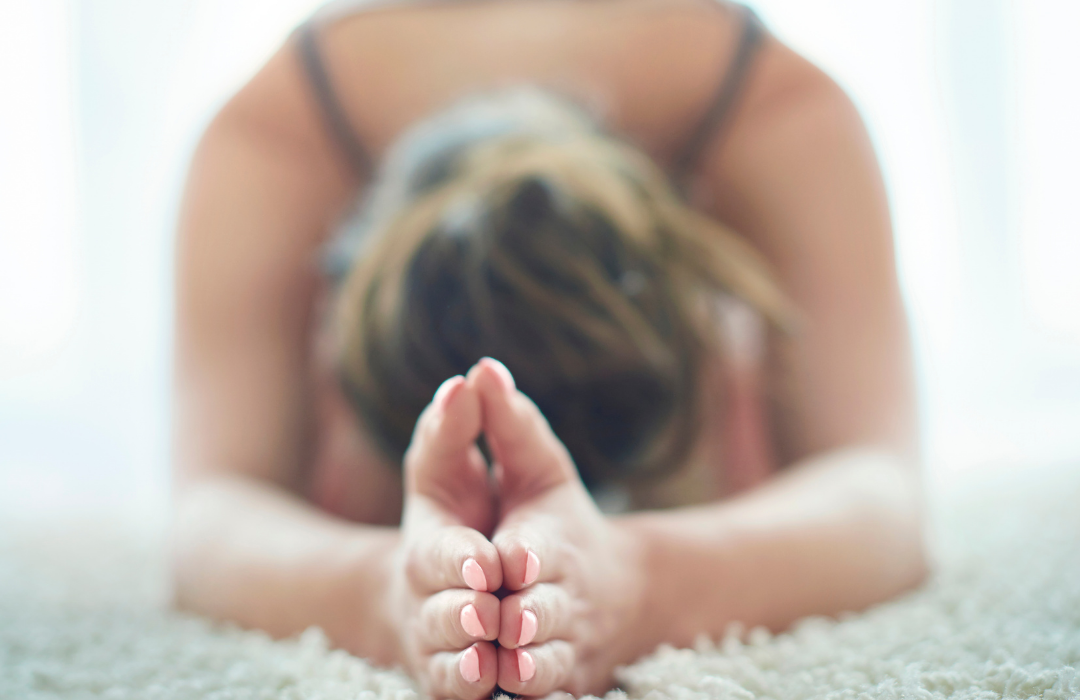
[670,4,764,192]
[296,21,374,177]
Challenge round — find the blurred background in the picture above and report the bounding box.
[1,0,1077,521]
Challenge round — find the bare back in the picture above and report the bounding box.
[308,0,754,170]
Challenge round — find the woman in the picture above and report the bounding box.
[171,1,926,698]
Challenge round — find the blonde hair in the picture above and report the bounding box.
[334,92,792,487]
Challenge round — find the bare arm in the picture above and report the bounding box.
[170,38,402,662]
[621,447,923,648]
[172,475,400,661]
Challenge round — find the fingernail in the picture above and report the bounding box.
[462,558,488,591]
[460,645,481,683]
[481,357,515,392]
[523,549,540,587]
[460,604,485,638]
[433,376,465,412]
[518,609,537,646]
[517,648,535,682]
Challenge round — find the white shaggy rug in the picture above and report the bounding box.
[2,463,1079,700]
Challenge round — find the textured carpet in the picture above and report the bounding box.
[2,463,1078,700]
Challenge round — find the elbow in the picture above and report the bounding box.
[832,447,930,599]
[167,485,201,613]
[889,510,930,596]
[898,498,931,593]
[166,476,226,614]
[865,452,931,597]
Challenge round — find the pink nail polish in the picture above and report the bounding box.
[481,357,515,392]
[523,549,540,587]
[461,604,485,638]
[518,609,537,646]
[462,558,488,591]
[460,645,481,683]
[433,376,464,412]
[517,648,535,682]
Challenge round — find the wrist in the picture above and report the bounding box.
[609,512,687,658]
[335,526,403,666]
[614,509,738,651]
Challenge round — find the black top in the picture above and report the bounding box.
[295,1,765,193]
[668,3,764,192]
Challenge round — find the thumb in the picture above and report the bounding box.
[402,375,494,534]
[467,358,578,502]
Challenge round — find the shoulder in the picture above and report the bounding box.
[692,33,888,262]
[716,33,864,180]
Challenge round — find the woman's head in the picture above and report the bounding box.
[333,89,790,488]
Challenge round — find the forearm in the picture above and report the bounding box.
[619,448,927,650]
[171,473,401,665]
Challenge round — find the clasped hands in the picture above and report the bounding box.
[386,358,647,700]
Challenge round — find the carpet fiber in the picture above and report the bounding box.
[2,464,1078,700]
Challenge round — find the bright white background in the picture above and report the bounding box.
[1,0,1078,519]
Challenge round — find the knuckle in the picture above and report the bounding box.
[500,593,525,618]
[447,524,480,548]
[430,654,469,699]
[491,528,526,555]
[423,657,449,697]
[416,595,444,629]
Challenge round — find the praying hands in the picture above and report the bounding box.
[390,358,647,699]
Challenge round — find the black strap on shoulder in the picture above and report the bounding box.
[296,20,374,177]
[670,4,765,193]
